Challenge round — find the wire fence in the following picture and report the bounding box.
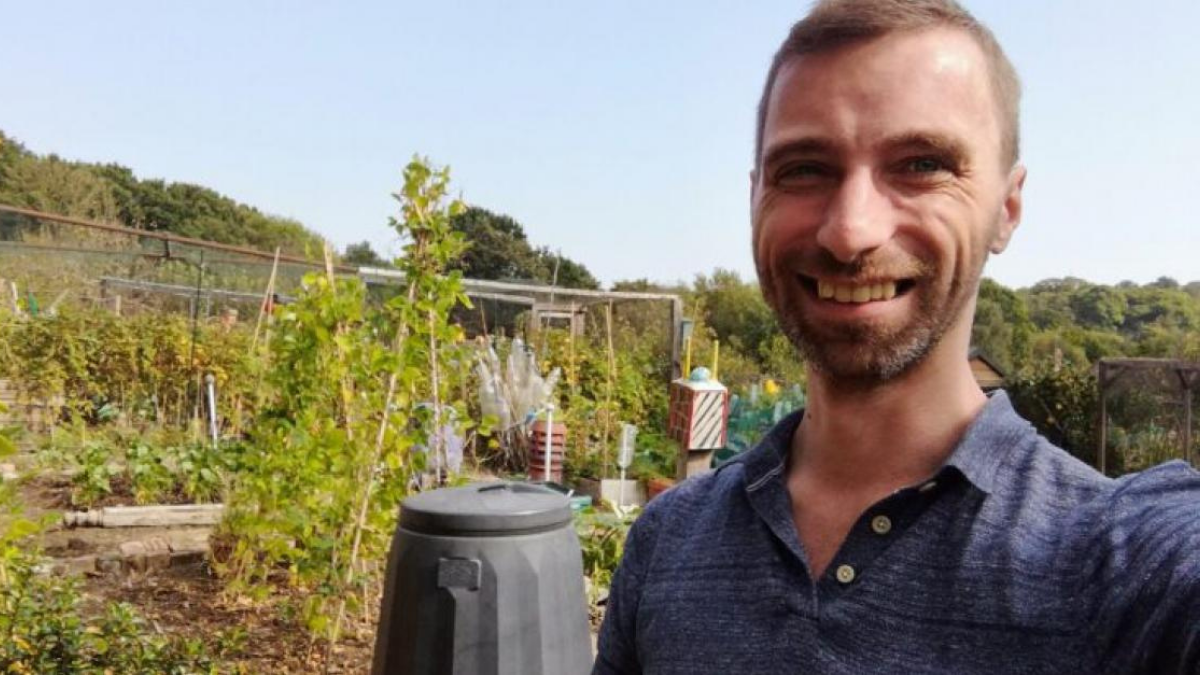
[0,204,329,323]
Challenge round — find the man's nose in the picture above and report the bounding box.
[816,168,896,264]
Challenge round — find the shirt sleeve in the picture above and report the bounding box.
[1099,460,1200,673]
[593,502,664,675]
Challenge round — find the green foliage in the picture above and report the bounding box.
[0,308,258,427]
[528,328,671,481]
[54,430,239,508]
[625,431,678,481]
[1007,364,1100,467]
[449,205,599,289]
[341,240,391,268]
[693,269,778,361]
[0,130,325,256]
[722,383,807,460]
[0,554,217,674]
[682,269,806,387]
[0,418,215,673]
[71,440,120,507]
[972,277,1034,372]
[574,506,634,611]
[174,441,241,504]
[1020,277,1200,346]
[217,157,473,648]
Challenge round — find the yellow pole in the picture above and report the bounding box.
[711,340,720,382]
[684,335,693,379]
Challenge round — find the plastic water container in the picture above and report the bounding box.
[372,482,592,675]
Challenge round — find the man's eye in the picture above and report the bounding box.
[774,163,831,186]
[902,157,949,174]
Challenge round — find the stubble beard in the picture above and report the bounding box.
[761,251,981,392]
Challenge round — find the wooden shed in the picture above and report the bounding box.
[968,349,1006,391]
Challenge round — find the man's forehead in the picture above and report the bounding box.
[762,27,999,156]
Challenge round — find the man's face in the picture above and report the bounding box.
[752,27,1024,386]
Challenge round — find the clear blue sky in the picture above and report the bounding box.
[3,1,1197,289]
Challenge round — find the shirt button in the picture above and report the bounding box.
[919,480,938,493]
[870,515,892,535]
[835,564,856,584]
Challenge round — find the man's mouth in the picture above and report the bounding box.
[799,276,916,304]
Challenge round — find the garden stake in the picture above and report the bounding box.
[544,404,555,482]
[684,331,693,377]
[251,246,281,352]
[603,301,616,478]
[205,373,219,447]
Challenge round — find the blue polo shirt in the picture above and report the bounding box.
[594,391,1200,674]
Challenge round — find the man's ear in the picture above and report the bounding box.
[749,168,760,220]
[990,164,1026,254]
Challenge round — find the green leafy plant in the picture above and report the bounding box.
[627,431,679,482]
[575,505,635,613]
[1,418,216,673]
[71,440,119,508]
[0,307,259,429]
[215,157,474,658]
[125,440,175,504]
[173,441,239,504]
[0,550,218,674]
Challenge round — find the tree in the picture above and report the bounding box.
[448,205,599,289]
[693,269,779,364]
[534,247,600,290]
[448,206,540,280]
[973,277,1034,371]
[341,241,390,267]
[1124,285,1199,335]
[0,130,327,256]
[1069,285,1127,332]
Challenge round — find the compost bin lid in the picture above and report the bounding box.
[400,481,573,536]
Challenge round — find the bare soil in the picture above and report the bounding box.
[17,463,379,673]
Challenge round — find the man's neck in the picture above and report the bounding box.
[791,343,987,496]
[785,338,987,578]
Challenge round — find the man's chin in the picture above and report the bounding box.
[786,325,936,389]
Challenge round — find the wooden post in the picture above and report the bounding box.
[603,301,616,478]
[251,247,282,352]
[62,504,225,528]
[670,296,683,380]
[1097,361,1108,475]
[1181,371,1194,467]
[567,304,576,394]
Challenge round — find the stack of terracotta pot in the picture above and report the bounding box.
[527,420,567,483]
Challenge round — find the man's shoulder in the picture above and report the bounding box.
[1104,460,1200,537]
[991,407,1200,523]
[1002,424,1200,580]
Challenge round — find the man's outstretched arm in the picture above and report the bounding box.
[593,504,663,675]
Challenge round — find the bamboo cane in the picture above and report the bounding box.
[250,247,281,353]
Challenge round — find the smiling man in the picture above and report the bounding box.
[594,1,1200,674]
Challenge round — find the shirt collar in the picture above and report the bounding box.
[939,390,1031,494]
[740,389,1030,496]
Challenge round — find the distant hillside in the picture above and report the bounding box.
[0,130,325,256]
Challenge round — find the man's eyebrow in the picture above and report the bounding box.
[760,138,837,170]
[881,132,970,165]
[761,133,972,170]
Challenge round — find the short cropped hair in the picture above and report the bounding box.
[754,0,1021,169]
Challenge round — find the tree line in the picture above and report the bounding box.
[0,130,325,256]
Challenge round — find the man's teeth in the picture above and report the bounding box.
[817,280,898,303]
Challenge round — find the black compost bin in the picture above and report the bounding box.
[372,481,592,675]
